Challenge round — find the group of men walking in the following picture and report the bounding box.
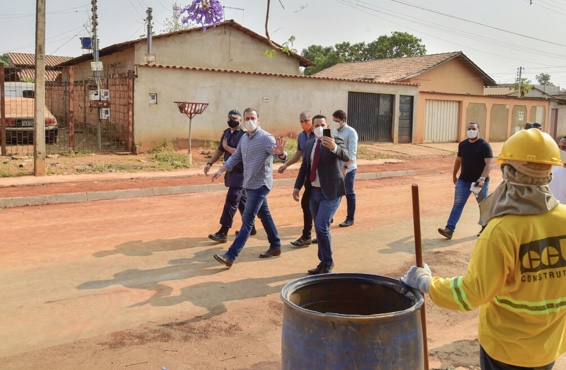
[202,109,566,369]
[205,108,358,275]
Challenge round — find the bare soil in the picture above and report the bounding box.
[2,145,564,370]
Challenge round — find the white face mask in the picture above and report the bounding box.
[245,119,258,132]
[467,129,478,139]
[313,126,324,138]
[331,121,341,130]
[560,150,566,164]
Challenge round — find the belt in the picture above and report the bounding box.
[311,186,321,189]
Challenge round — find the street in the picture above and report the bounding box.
[2,167,565,369]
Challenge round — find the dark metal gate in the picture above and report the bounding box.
[399,95,414,143]
[347,92,393,142]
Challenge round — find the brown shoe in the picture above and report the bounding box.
[259,248,281,258]
[213,253,233,268]
[308,263,334,275]
[290,236,311,247]
[437,228,453,240]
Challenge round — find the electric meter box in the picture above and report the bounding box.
[100,108,110,120]
[100,89,109,100]
[90,90,100,101]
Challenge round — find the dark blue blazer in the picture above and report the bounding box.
[294,136,349,200]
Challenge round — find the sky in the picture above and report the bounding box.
[1,0,566,88]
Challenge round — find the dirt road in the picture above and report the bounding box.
[1,159,565,370]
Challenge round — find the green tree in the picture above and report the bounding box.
[513,78,532,97]
[302,32,426,75]
[0,53,8,67]
[364,32,426,60]
[535,73,554,86]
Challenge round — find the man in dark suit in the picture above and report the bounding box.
[293,114,349,274]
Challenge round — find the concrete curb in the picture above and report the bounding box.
[0,168,438,209]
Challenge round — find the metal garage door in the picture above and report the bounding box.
[424,100,459,142]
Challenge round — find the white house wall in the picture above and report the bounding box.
[133,65,418,151]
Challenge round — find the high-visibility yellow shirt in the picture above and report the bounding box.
[429,205,566,367]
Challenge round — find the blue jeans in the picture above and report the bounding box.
[480,345,554,369]
[310,188,341,266]
[226,186,281,260]
[445,178,489,232]
[344,169,356,221]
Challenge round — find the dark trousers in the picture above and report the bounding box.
[301,187,312,238]
[480,345,554,370]
[344,169,356,221]
[219,186,246,229]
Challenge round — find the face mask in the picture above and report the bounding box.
[300,122,312,133]
[313,126,324,138]
[467,129,478,139]
[227,119,239,128]
[561,150,566,164]
[245,119,258,132]
[331,121,341,130]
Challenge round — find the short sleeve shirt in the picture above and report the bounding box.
[218,127,245,187]
[458,138,493,182]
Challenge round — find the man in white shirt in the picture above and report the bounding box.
[549,136,566,203]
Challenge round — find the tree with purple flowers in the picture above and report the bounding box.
[181,0,224,31]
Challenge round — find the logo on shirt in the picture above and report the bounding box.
[519,236,566,274]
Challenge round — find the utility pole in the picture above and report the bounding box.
[517,66,524,98]
[147,8,153,54]
[34,0,46,176]
[91,0,103,150]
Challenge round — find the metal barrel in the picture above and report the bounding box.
[280,273,424,370]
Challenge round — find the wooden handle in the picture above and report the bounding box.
[412,184,429,370]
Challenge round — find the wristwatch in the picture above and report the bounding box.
[479,177,486,181]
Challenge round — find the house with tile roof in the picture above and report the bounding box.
[4,52,72,82]
[315,52,562,143]
[52,20,419,152]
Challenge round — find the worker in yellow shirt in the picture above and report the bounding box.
[403,129,566,369]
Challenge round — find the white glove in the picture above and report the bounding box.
[401,263,432,293]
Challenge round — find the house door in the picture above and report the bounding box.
[424,100,459,142]
[347,92,393,142]
[399,95,414,143]
[550,108,558,138]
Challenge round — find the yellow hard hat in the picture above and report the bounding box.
[497,129,563,166]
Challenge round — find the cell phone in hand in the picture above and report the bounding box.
[323,128,331,137]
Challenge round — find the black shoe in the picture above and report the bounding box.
[339,219,354,227]
[208,231,227,243]
[312,238,318,244]
[259,248,281,258]
[213,253,233,268]
[290,236,311,247]
[308,263,334,275]
[235,226,257,236]
[437,228,453,239]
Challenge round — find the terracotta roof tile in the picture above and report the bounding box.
[314,51,496,86]
[8,52,73,68]
[16,68,62,82]
[136,63,418,87]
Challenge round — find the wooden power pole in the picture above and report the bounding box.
[34,0,46,176]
